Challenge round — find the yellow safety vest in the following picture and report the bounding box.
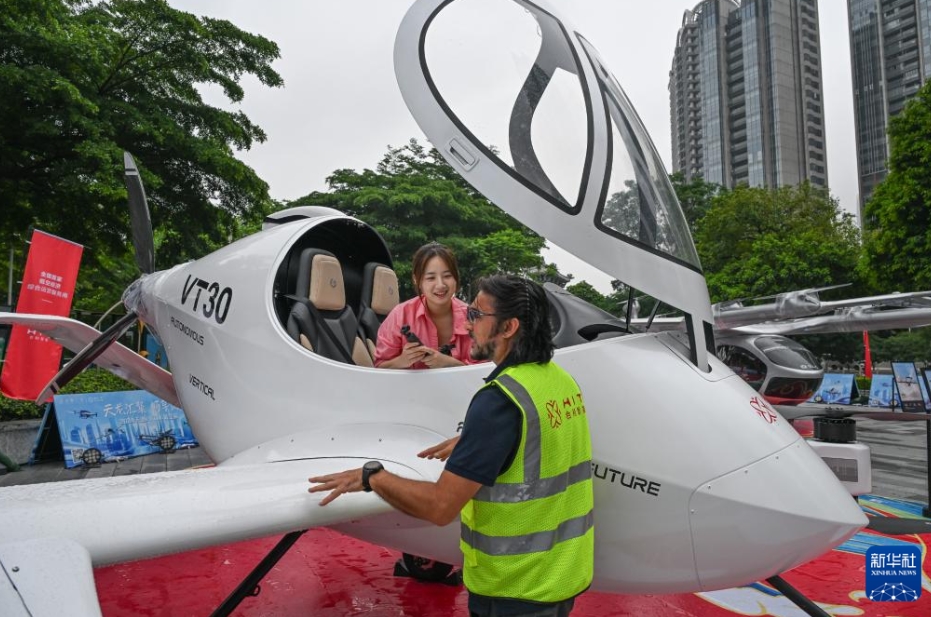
[460,361,594,603]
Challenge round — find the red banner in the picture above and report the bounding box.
[0,230,83,400]
[863,331,873,379]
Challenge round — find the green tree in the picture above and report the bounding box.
[292,140,560,299]
[1,0,282,311]
[670,172,721,232]
[869,329,931,364]
[565,281,614,314]
[861,80,931,291]
[695,183,861,302]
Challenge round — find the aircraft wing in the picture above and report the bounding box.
[730,307,931,336]
[775,403,931,422]
[0,423,446,617]
[818,290,931,312]
[0,313,178,407]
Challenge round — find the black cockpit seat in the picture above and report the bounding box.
[286,249,374,367]
[358,262,399,357]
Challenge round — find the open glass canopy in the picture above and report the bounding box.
[395,0,714,369]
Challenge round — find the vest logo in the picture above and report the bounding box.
[546,400,562,429]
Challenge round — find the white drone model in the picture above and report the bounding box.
[0,1,865,615]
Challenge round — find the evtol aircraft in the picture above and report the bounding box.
[618,287,931,406]
[0,1,867,615]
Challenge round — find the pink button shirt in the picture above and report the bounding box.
[375,296,476,369]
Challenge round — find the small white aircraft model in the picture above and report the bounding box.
[619,287,931,406]
[0,1,865,615]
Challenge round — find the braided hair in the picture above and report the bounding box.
[477,275,554,364]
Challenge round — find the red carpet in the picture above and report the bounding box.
[96,496,931,617]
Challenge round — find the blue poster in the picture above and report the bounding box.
[869,374,901,408]
[808,373,855,405]
[52,390,198,468]
[892,362,926,413]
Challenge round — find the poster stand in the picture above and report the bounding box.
[29,403,64,464]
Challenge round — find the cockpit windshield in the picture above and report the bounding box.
[397,0,713,368]
[755,336,821,370]
[421,0,699,269]
[578,38,699,268]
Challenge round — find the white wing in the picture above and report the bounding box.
[0,539,102,617]
[0,313,178,406]
[0,425,447,617]
[731,307,931,335]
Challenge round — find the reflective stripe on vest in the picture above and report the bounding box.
[473,460,592,503]
[461,510,594,556]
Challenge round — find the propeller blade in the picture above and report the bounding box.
[35,311,138,404]
[124,152,155,275]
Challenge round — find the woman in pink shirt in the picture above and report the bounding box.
[375,243,474,369]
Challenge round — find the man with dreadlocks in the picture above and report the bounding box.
[310,275,594,616]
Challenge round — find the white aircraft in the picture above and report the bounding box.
[0,1,866,615]
[616,287,931,406]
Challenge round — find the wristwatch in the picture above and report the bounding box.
[362,460,384,492]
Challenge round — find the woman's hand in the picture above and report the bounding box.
[421,348,464,369]
[418,436,460,461]
[396,341,428,368]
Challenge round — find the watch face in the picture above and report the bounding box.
[364,461,383,472]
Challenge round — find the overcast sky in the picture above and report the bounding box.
[169,0,858,290]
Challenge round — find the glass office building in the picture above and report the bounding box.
[848,0,931,218]
[670,0,828,190]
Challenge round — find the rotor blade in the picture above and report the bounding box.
[35,311,138,403]
[124,152,155,274]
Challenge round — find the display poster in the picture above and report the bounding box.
[51,390,198,468]
[808,373,856,405]
[891,362,926,413]
[868,374,901,408]
[0,230,83,400]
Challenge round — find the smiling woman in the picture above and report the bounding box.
[374,243,477,369]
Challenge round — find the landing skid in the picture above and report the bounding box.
[766,575,831,617]
[209,535,461,616]
[210,530,307,617]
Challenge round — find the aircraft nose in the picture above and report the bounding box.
[688,438,866,591]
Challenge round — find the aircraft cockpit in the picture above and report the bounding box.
[268,207,630,366]
[717,334,824,405]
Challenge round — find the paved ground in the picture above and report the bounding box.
[856,417,931,504]
[0,444,213,487]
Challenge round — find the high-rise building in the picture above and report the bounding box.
[669,0,828,190]
[848,0,931,218]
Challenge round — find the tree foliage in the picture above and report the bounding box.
[695,183,861,302]
[1,0,282,311]
[861,80,931,291]
[670,172,720,231]
[292,140,559,299]
[869,329,931,365]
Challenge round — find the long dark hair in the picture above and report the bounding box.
[477,275,554,364]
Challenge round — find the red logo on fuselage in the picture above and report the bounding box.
[750,396,778,424]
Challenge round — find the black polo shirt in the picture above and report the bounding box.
[445,357,521,486]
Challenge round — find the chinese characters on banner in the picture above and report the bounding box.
[0,230,83,401]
